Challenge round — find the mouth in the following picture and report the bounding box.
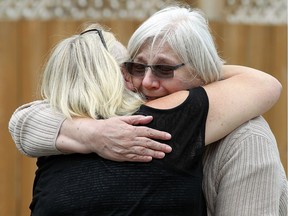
[144,95,160,101]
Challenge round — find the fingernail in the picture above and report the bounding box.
[166,133,172,139]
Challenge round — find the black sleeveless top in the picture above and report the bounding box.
[30,87,209,216]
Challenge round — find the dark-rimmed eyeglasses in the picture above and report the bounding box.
[124,62,185,79]
[80,28,107,50]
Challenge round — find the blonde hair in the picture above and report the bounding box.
[41,24,144,119]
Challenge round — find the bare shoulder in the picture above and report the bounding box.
[145,90,189,109]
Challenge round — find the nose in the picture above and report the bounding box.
[141,68,160,90]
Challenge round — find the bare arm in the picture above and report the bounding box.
[147,65,282,145]
[203,65,281,144]
[9,101,171,161]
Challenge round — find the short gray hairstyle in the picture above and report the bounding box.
[128,6,224,84]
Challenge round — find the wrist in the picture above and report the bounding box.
[55,118,97,154]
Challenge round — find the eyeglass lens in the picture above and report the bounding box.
[124,62,184,78]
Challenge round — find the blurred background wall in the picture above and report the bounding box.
[0,0,287,215]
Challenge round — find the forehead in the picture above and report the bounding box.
[134,40,180,64]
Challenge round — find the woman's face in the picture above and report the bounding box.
[126,41,203,100]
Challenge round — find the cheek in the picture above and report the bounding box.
[172,71,202,90]
[130,77,143,90]
[164,79,191,93]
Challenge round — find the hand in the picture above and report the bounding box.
[56,115,172,162]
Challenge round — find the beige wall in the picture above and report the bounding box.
[0,18,287,216]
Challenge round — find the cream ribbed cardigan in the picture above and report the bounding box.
[203,116,287,216]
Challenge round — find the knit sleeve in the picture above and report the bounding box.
[8,100,66,157]
[203,116,288,216]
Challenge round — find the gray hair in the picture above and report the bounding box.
[128,6,224,84]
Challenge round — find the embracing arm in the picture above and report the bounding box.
[58,65,281,154]
[9,65,281,159]
[9,101,171,160]
[57,116,172,161]
[149,65,282,145]
[203,65,282,144]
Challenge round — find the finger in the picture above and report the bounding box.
[106,144,169,162]
[126,139,172,157]
[119,115,153,125]
[127,146,167,159]
[125,155,153,162]
[135,126,172,141]
[117,115,172,140]
[134,138,172,153]
[144,140,172,153]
